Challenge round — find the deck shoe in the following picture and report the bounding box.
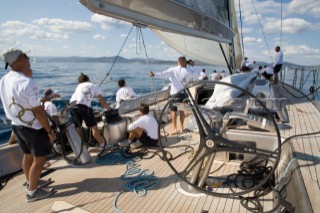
[130,141,143,149]
[118,140,130,147]
[25,178,53,190]
[26,186,55,203]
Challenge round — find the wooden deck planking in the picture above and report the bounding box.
[1,83,320,213]
[276,84,320,212]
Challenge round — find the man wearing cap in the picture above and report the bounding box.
[0,48,56,202]
[70,72,112,149]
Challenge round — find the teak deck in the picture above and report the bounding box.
[0,83,319,213]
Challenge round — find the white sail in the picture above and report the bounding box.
[80,0,242,67]
[151,30,229,66]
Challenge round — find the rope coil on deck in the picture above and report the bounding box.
[114,161,159,213]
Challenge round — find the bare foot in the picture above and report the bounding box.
[43,162,51,169]
[170,129,180,135]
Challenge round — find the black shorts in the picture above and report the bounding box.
[140,131,158,146]
[12,125,52,157]
[274,64,282,74]
[169,92,188,111]
[72,104,97,128]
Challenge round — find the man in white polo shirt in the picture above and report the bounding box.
[0,48,56,202]
[149,56,190,134]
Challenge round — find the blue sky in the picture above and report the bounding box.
[0,0,319,66]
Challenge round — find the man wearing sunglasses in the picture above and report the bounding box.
[0,48,56,202]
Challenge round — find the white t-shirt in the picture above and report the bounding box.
[70,82,102,107]
[128,114,158,140]
[264,67,274,75]
[274,51,283,67]
[211,73,220,81]
[116,86,137,107]
[155,66,189,95]
[198,72,207,80]
[44,101,58,116]
[187,65,200,81]
[0,71,43,129]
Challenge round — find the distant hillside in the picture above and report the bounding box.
[31,56,311,68]
[35,56,175,64]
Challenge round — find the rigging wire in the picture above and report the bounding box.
[137,27,156,93]
[98,25,134,87]
[249,0,273,62]
[281,0,283,47]
[238,0,245,57]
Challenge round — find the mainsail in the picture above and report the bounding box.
[80,0,242,68]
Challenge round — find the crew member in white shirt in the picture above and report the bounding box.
[273,46,283,84]
[198,69,208,80]
[261,65,274,80]
[149,56,190,134]
[42,88,60,117]
[219,70,226,79]
[118,104,158,149]
[0,48,56,202]
[210,70,221,81]
[116,79,138,108]
[187,59,200,81]
[70,73,112,149]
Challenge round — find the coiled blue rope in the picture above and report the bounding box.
[114,161,159,213]
[96,151,139,165]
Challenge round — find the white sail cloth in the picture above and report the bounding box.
[205,72,257,108]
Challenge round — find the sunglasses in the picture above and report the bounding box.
[20,54,29,60]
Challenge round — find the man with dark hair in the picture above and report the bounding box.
[118,104,158,149]
[0,48,56,202]
[273,46,283,84]
[70,72,112,149]
[116,79,138,108]
[149,56,190,134]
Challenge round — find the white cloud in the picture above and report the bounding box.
[92,34,106,40]
[264,18,314,34]
[243,37,263,44]
[30,31,69,40]
[1,21,39,36]
[284,43,320,56]
[241,27,254,34]
[91,14,129,30]
[0,20,68,41]
[287,0,320,19]
[33,18,92,33]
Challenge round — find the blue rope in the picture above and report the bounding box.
[114,161,160,213]
[96,151,139,165]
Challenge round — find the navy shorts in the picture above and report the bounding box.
[12,125,52,157]
[140,131,158,146]
[169,92,188,111]
[274,64,282,74]
[72,104,97,128]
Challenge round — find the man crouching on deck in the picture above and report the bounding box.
[118,104,158,149]
[0,48,56,202]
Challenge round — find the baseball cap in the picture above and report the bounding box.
[2,48,30,69]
